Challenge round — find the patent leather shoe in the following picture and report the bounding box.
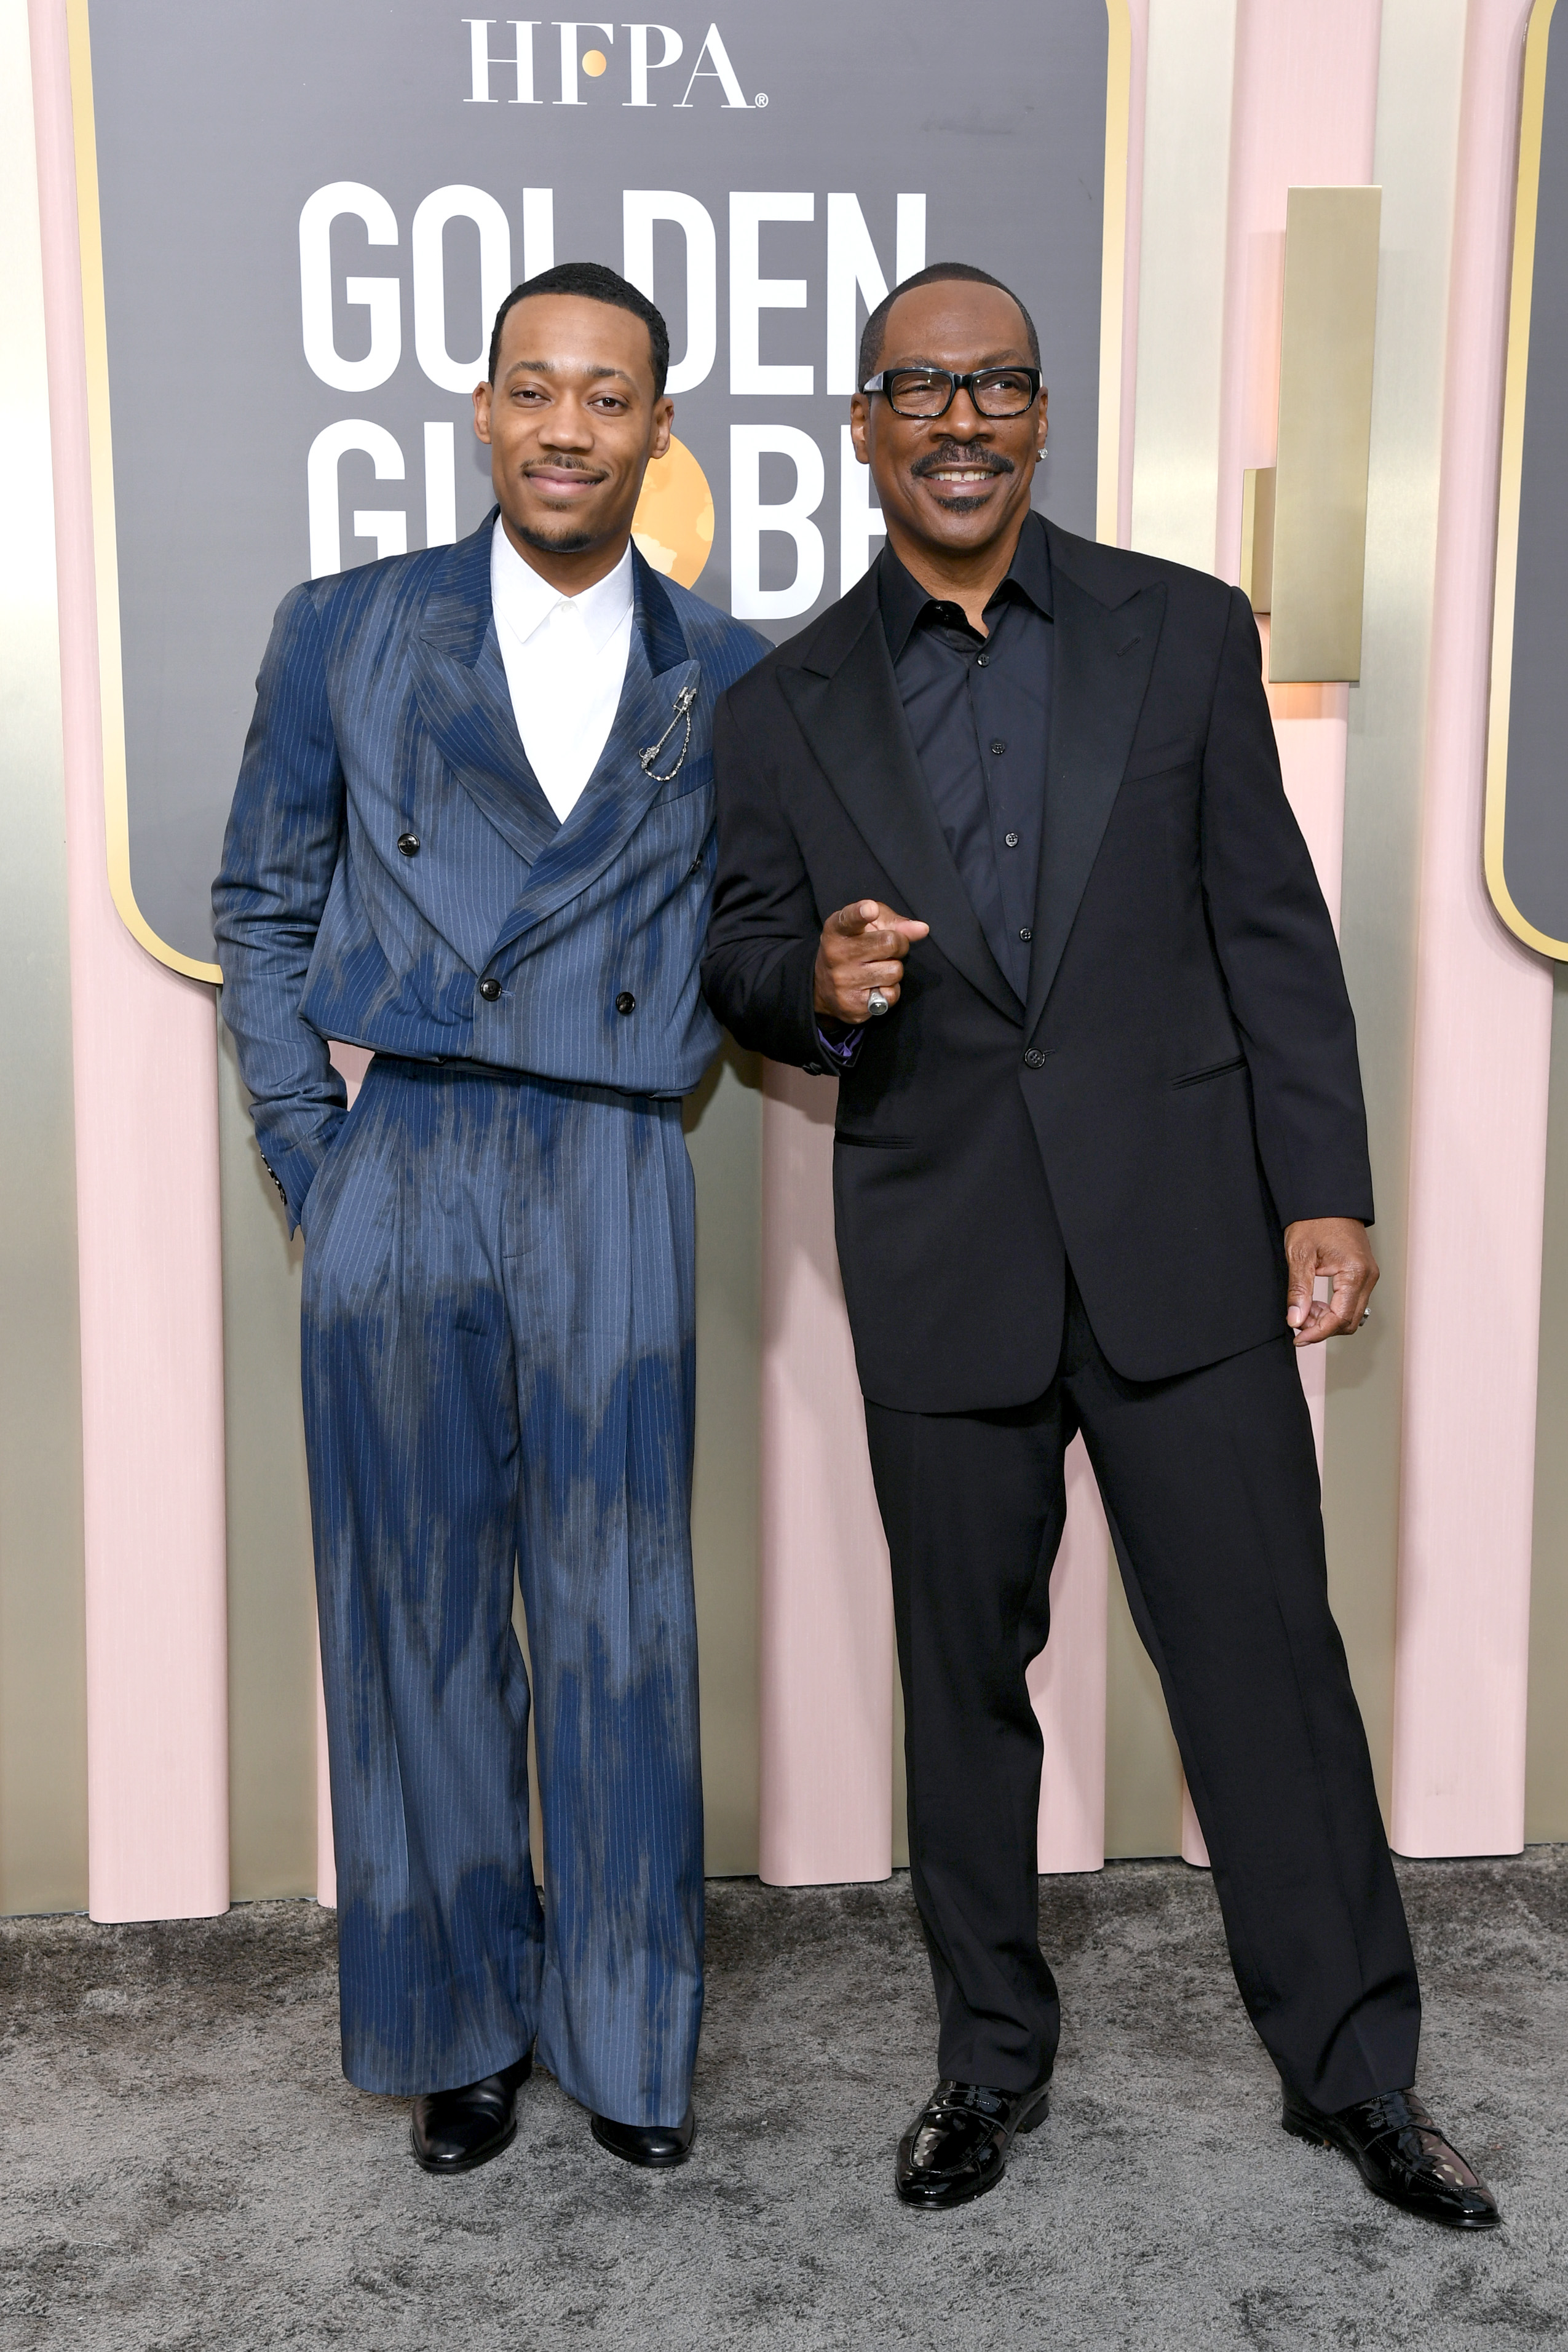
[895,2074,1051,2210]
[591,2105,696,2168]
[410,2051,533,2175]
[1283,2085,1500,2228]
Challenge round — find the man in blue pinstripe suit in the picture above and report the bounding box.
[214,263,765,2175]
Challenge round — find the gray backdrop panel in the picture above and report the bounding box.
[86,0,1109,965]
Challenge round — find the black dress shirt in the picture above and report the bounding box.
[878,509,1054,1000]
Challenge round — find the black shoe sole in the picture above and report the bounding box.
[410,2115,518,2176]
[590,2114,696,2169]
[1281,2113,1501,2230]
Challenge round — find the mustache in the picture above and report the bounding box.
[910,446,1015,479]
[523,459,608,480]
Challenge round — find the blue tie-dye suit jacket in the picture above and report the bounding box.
[213,514,767,1229]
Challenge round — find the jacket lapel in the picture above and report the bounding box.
[408,516,560,864]
[487,548,697,956]
[1023,531,1166,1042]
[778,575,1020,1024]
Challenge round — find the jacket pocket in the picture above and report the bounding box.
[835,1131,917,1149]
[1122,739,1200,783]
[1171,1054,1246,1090]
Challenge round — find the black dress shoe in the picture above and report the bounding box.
[1283,2086,1500,2228]
[895,2075,1051,2210]
[590,2106,696,2168]
[410,2051,533,2175]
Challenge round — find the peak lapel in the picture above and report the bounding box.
[1024,560,1166,1042]
[778,587,1019,1023]
[410,518,560,865]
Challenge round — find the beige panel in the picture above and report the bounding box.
[1104,1575,1183,1858]
[1240,465,1276,611]
[1323,0,1467,1818]
[1527,967,1568,1840]
[218,1025,318,1898]
[0,0,88,1916]
[1129,0,1238,569]
[684,1040,763,1875]
[1269,187,1382,683]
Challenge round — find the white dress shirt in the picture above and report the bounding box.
[489,518,636,823]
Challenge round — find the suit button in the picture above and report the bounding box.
[991,739,1007,756]
[1020,929,1032,942]
[616,991,636,1015]
[478,978,502,1002]
[1023,1048,1045,1069]
[397,831,419,857]
[1005,831,1020,848]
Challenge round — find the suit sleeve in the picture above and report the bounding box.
[701,684,826,1069]
[212,585,347,1232]
[1199,586,1374,1228]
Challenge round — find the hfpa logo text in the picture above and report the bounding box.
[463,20,766,109]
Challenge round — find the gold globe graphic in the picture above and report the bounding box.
[632,436,714,589]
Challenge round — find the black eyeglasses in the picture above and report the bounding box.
[860,366,1043,419]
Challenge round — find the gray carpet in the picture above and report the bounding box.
[2,1855,1564,2350]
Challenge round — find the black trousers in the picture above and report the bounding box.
[863,1280,1420,2112]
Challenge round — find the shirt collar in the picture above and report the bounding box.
[877,508,1053,661]
[489,517,635,655]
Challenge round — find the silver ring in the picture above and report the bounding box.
[866,988,889,1018]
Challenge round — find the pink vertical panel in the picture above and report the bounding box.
[756,4,1150,1883]
[1030,1438,1109,1871]
[1116,0,1150,548]
[758,1066,892,1885]
[1214,0,1382,576]
[1180,2,1379,1872]
[30,0,228,1922]
[314,1636,336,1911]
[1393,0,1545,1859]
[311,1042,369,1911]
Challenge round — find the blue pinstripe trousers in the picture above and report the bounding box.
[299,1056,703,2123]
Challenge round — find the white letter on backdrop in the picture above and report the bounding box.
[522,187,555,277]
[731,426,825,620]
[676,23,749,107]
[624,191,716,393]
[825,192,927,394]
[839,424,885,593]
[412,186,513,393]
[464,20,542,102]
[624,23,683,105]
[555,21,613,104]
[424,423,457,546]
[730,194,814,396]
[307,421,405,579]
[299,183,400,392]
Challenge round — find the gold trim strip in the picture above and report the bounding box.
[1485,0,1564,961]
[1097,0,1133,544]
[66,0,221,986]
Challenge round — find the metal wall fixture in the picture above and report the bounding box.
[1240,185,1382,684]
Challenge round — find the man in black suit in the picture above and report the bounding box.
[703,264,1498,2229]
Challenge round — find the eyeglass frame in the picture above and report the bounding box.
[859,365,1044,419]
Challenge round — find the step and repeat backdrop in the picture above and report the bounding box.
[81,0,1117,975]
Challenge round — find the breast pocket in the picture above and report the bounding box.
[1121,738,1202,785]
[654,748,714,806]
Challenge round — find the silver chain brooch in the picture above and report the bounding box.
[639,679,699,782]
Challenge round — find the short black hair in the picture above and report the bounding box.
[488,261,670,396]
[857,262,1042,390]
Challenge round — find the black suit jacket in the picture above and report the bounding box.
[702,522,1374,1411]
